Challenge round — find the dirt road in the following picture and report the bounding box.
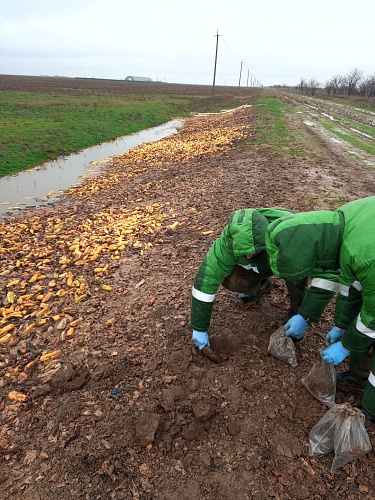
[1,96,375,499]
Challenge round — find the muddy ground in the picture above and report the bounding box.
[1,88,375,499]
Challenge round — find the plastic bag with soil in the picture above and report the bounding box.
[309,404,339,457]
[301,356,336,407]
[309,402,372,472]
[268,325,297,368]
[331,404,372,472]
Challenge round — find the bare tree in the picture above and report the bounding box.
[329,75,343,95]
[339,76,348,94]
[281,69,373,97]
[307,78,321,96]
[298,78,306,94]
[359,75,375,98]
[345,67,364,95]
[325,79,333,96]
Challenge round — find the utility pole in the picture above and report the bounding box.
[212,30,220,96]
[238,60,243,89]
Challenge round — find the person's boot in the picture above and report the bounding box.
[235,293,254,303]
[232,278,274,303]
[336,370,367,393]
[359,406,375,426]
[257,278,274,298]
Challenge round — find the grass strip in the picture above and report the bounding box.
[0,93,187,176]
[0,91,250,177]
[252,92,301,155]
[320,118,375,155]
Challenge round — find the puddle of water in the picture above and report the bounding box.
[333,128,349,136]
[329,137,342,144]
[303,120,316,127]
[0,119,182,217]
[349,128,373,139]
[321,113,334,121]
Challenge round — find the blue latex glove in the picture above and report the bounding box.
[283,314,308,340]
[192,330,210,350]
[320,341,350,365]
[325,326,344,346]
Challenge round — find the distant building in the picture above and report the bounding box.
[124,76,153,83]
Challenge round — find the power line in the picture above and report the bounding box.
[221,36,237,60]
[220,35,261,87]
[212,31,262,88]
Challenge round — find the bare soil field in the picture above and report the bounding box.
[0,74,252,99]
[1,78,375,499]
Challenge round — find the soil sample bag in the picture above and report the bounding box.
[268,325,297,368]
[309,404,339,457]
[331,404,372,473]
[301,357,336,407]
[309,403,372,472]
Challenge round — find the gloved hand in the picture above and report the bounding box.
[192,330,210,350]
[283,314,308,340]
[320,341,350,365]
[325,326,344,346]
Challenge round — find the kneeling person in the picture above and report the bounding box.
[190,208,338,350]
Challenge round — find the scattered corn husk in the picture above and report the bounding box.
[0,333,12,344]
[8,391,27,402]
[40,350,61,362]
[0,324,14,336]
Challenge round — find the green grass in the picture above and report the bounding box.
[0,92,186,176]
[274,90,375,157]
[251,92,301,155]
[341,116,375,139]
[0,90,251,177]
[321,118,375,155]
[317,94,375,113]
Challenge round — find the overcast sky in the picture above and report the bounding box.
[1,0,374,87]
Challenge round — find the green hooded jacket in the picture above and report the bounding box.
[265,196,375,353]
[190,207,339,332]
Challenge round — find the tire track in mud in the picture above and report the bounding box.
[277,91,375,170]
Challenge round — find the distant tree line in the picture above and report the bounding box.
[273,68,375,98]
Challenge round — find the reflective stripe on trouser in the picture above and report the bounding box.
[222,266,269,297]
[360,349,375,418]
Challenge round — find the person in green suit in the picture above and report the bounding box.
[265,196,375,422]
[190,207,339,350]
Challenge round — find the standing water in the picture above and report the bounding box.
[0,119,182,217]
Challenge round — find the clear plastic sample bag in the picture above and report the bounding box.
[268,325,297,368]
[302,356,336,407]
[309,402,372,472]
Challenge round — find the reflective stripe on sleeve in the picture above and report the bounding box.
[238,263,259,273]
[368,372,375,388]
[339,281,363,297]
[311,278,339,292]
[339,284,350,297]
[356,313,375,338]
[192,286,216,303]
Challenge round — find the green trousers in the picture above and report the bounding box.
[222,266,307,310]
[350,349,375,418]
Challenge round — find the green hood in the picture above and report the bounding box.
[225,209,269,256]
[265,210,343,279]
